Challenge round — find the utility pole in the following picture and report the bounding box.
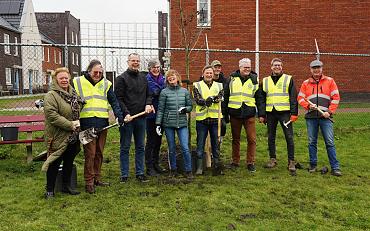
[110,50,116,89]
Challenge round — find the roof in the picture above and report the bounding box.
[0,15,20,32]
[0,0,25,29]
[40,31,56,44]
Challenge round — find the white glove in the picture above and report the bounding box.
[156,126,162,136]
[178,106,186,112]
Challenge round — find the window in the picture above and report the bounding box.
[4,34,10,54]
[71,31,74,44]
[14,37,18,56]
[42,47,45,61]
[71,52,75,65]
[54,50,57,64]
[75,53,78,66]
[75,33,78,45]
[197,0,211,27]
[58,51,62,64]
[5,68,12,85]
[46,47,50,62]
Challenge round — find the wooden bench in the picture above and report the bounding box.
[0,115,45,163]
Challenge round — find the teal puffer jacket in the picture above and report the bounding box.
[155,85,193,128]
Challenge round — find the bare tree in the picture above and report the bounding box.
[171,0,210,151]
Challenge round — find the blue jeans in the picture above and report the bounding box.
[164,126,192,172]
[306,118,340,170]
[119,118,146,177]
[196,121,219,160]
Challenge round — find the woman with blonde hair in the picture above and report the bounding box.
[155,69,193,179]
[42,67,83,199]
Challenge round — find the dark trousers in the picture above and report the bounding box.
[46,142,80,192]
[145,119,163,170]
[230,116,256,165]
[266,111,294,161]
[83,130,107,186]
[196,121,219,160]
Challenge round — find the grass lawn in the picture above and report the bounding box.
[0,113,369,230]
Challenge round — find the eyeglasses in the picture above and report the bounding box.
[152,66,161,69]
[93,71,103,75]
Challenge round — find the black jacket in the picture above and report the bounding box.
[260,73,298,116]
[223,70,265,119]
[115,69,152,116]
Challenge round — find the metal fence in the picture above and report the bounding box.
[0,43,369,130]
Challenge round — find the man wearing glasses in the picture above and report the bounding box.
[115,53,154,183]
[223,58,264,173]
[74,59,124,194]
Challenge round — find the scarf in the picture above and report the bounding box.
[55,88,83,143]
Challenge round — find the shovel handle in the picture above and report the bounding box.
[124,111,146,122]
[304,98,334,123]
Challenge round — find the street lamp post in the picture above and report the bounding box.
[110,50,116,88]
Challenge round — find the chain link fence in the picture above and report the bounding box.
[0,44,369,132]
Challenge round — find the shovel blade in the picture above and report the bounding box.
[79,128,97,145]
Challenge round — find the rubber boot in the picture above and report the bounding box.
[62,184,80,195]
[195,159,203,175]
[212,158,225,176]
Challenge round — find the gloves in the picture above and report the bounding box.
[178,107,187,114]
[71,120,80,130]
[205,96,214,107]
[213,96,220,103]
[156,126,162,136]
[198,98,206,106]
[290,115,298,122]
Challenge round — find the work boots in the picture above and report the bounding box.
[212,158,225,176]
[288,160,297,176]
[265,158,277,168]
[62,184,80,195]
[195,159,203,175]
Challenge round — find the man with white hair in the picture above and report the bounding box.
[223,58,265,173]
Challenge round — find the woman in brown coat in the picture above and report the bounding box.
[43,67,83,199]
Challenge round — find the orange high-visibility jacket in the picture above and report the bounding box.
[297,75,340,118]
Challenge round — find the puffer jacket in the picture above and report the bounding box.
[155,85,193,128]
[42,80,82,171]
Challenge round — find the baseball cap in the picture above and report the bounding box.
[310,60,323,68]
[211,60,222,67]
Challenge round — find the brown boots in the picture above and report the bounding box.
[265,158,277,168]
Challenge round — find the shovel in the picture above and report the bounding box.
[79,111,146,145]
[79,122,118,145]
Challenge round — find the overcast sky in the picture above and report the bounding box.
[32,0,168,23]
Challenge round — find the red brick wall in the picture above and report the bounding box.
[169,0,370,92]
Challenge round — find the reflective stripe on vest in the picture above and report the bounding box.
[263,74,291,111]
[228,77,257,109]
[194,81,223,121]
[73,76,111,118]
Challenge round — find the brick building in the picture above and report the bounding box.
[36,11,81,77]
[40,33,62,92]
[169,0,370,94]
[0,16,21,95]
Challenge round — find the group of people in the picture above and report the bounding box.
[41,53,342,199]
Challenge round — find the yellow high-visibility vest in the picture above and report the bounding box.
[73,76,111,118]
[263,74,291,111]
[228,77,257,109]
[194,81,223,121]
